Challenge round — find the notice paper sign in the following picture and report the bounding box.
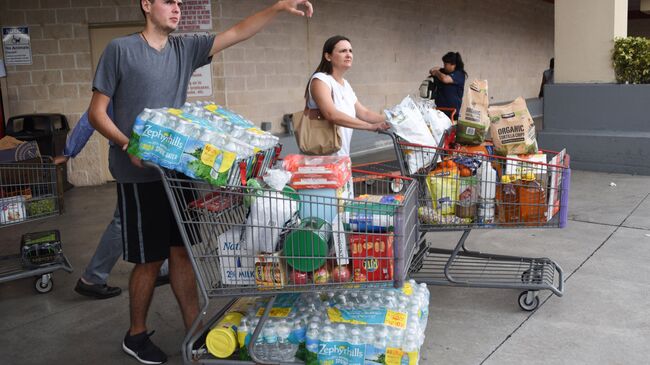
[177,0,212,31]
[177,32,213,97]
[2,27,32,65]
[187,64,213,97]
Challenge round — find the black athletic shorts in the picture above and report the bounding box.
[117,180,183,264]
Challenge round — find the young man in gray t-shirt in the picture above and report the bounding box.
[89,1,313,363]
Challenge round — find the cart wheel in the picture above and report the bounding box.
[34,275,53,294]
[518,291,539,311]
[521,268,543,284]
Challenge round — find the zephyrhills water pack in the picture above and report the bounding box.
[127,102,279,186]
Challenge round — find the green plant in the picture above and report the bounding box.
[612,37,650,84]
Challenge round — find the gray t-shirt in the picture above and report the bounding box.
[92,33,215,183]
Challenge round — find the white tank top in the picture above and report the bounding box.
[307,72,358,157]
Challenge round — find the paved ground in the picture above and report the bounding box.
[1,166,648,364]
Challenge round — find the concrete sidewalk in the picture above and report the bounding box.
[0,169,648,364]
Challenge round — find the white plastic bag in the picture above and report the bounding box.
[244,191,299,253]
[384,95,437,174]
[263,168,292,191]
[415,98,452,147]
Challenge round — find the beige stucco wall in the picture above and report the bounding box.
[1,0,554,186]
[555,0,628,83]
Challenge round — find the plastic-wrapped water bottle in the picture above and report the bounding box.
[305,324,320,354]
[402,334,420,365]
[261,326,279,361]
[335,323,348,341]
[276,321,297,361]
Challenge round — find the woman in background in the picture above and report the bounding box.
[305,35,389,157]
[429,51,468,120]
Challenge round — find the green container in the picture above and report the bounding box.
[283,217,331,272]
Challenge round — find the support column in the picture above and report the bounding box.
[540,0,650,175]
[555,0,628,83]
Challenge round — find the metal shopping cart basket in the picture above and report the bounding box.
[381,128,570,311]
[0,157,73,293]
[151,157,419,364]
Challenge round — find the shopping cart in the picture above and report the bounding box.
[382,128,570,311]
[0,157,73,293]
[150,156,419,364]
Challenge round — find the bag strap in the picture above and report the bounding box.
[305,75,336,115]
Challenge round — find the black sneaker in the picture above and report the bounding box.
[74,279,122,299]
[122,330,167,365]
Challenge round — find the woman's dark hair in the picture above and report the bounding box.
[549,57,555,69]
[304,35,351,98]
[442,51,468,77]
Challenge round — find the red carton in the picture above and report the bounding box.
[350,234,394,282]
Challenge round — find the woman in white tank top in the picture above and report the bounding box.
[305,35,389,157]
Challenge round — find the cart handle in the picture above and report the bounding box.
[351,168,413,181]
[435,107,457,122]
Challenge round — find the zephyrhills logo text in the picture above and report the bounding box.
[142,124,185,149]
[318,343,365,359]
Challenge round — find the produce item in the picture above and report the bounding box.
[330,265,351,283]
[313,266,330,284]
[419,207,472,225]
[384,95,438,174]
[289,269,310,285]
[457,79,490,145]
[425,161,459,215]
[26,198,56,217]
[488,97,539,156]
[505,153,548,183]
[350,234,394,282]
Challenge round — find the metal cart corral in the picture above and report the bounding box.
[0,157,73,293]
[382,129,570,311]
[151,159,419,364]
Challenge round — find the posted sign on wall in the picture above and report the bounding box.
[2,27,32,65]
[177,0,212,31]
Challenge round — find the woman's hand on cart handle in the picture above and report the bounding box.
[373,121,390,132]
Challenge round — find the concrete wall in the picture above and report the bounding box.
[539,84,650,175]
[0,0,554,186]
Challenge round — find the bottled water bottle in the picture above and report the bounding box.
[402,334,420,365]
[276,322,297,361]
[305,325,320,354]
[261,326,279,361]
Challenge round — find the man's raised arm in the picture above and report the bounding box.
[209,0,313,56]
